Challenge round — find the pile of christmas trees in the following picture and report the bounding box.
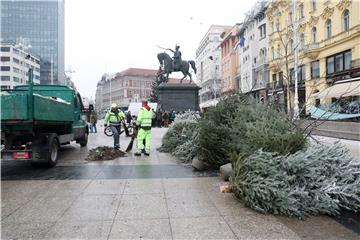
[160,93,360,217]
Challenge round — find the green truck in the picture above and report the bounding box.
[1,69,89,167]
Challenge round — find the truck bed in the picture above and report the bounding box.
[1,92,74,122]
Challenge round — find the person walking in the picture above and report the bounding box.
[104,103,125,149]
[156,109,162,128]
[162,111,169,128]
[89,111,98,133]
[169,110,175,124]
[135,99,153,156]
[126,111,132,126]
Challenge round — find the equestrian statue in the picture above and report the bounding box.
[157,45,197,83]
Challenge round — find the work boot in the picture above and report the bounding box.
[134,152,141,156]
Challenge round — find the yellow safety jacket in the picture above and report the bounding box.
[104,110,125,126]
[137,107,153,129]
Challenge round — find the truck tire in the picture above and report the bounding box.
[79,132,88,147]
[46,134,59,167]
[31,134,59,167]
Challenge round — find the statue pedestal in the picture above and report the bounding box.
[157,83,201,112]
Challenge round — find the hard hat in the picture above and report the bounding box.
[111,103,118,108]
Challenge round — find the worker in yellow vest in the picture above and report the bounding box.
[135,99,153,156]
[104,103,125,149]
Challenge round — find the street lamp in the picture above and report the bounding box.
[292,0,300,120]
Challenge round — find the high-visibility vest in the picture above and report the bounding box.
[104,111,125,125]
[137,107,153,128]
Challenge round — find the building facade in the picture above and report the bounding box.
[220,24,241,95]
[196,25,231,109]
[1,0,65,85]
[95,68,156,112]
[236,0,268,101]
[0,44,40,89]
[266,0,360,115]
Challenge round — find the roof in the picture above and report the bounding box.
[116,68,158,77]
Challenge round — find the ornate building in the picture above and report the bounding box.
[266,0,360,115]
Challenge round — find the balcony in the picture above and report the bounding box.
[302,43,320,59]
[267,80,284,93]
[326,59,360,83]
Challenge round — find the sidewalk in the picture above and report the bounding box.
[1,127,359,239]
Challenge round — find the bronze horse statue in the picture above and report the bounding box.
[157,52,197,83]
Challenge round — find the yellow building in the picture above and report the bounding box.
[266,0,360,116]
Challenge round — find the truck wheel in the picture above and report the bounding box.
[46,134,59,167]
[79,132,88,147]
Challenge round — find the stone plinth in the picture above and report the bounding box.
[157,83,200,111]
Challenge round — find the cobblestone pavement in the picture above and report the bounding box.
[1,125,359,239]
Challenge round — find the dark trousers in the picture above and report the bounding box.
[110,125,120,147]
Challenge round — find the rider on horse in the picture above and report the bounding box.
[167,45,182,71]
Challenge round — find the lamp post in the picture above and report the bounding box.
[292,0,300,120]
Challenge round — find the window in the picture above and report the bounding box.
[276,22,280,31]
[1,66,10,71]
[1,76,10,81]
[311,27,317,44]
[290,39,294,53]
[300,33,305,49]
[312,0,316,11]
[290,68,295,81]
[279,72,283,83]
[299,4,304,18]
[13,77,20,82]
[326,50,352,75]
[343,9,349,31]
[298,65,306,81]
[259,24,266,38]
[0,56,10,62]
[272,47,275,60]
[311,61,320,78]
[13,58,19,64]
[272,73,277,82]
[335,54,343,72]
[344,51,352,70]
[327,57,334,74]
[326,19,332,38]
[0,47,10,52]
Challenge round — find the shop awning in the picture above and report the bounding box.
[312,80,360,99]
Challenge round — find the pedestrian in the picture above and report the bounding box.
[126,111,132,126]
[162,111,169,128]
[104,103,125,149]
[135,99,153,156]
[169,110,175,124]
[156,109,162,127]
[89,111,97,133]
[151,109,156,127]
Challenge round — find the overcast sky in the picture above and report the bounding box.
[65,0,254,99]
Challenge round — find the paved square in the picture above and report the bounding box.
[2,128,359,239]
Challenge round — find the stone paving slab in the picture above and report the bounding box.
[44,220,112,240]
[109,218,172,239]
[116,193,168,220]
[171,216,237,240]
[2,128,359,239]
[82,179,126,195]
[224,215,301,240]
[3,195,76,223]
[1,221,55,239]
[60,195,120,222]
[277,215,360,240]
